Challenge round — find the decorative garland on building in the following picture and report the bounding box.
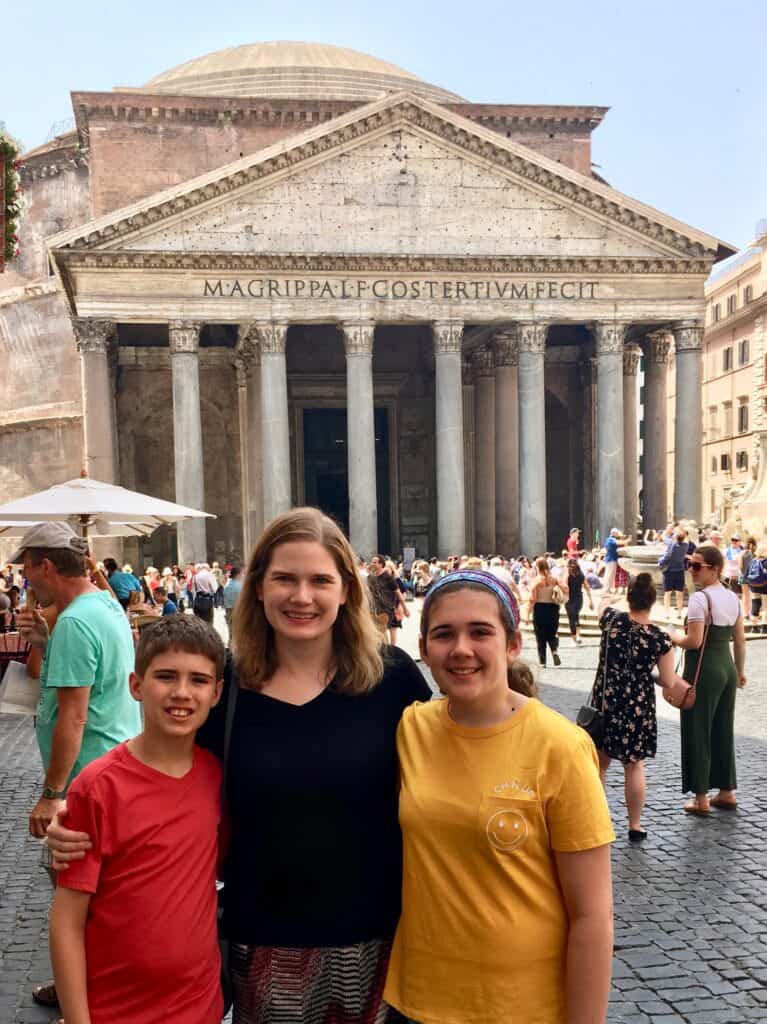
[1,132,22,264]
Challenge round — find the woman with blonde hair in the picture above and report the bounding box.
[208,508,429,1023]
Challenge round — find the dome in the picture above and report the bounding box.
[142,41,465,104]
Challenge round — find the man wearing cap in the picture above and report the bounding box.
[13,522,140,1011]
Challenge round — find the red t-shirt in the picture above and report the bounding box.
[58,742,223,1024]
[566,536,579,555]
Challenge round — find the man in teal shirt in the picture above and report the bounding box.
[14,522,140,1010]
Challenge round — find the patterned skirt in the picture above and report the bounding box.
[230,938,408,1024]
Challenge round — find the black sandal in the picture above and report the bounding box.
[628,829,647,842]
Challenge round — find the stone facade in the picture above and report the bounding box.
[1,43,734,563]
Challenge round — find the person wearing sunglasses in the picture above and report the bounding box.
[669,544,746,815]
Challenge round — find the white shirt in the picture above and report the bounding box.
[194,569,218,595]
[687,584,740,626]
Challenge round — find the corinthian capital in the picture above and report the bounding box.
[645,331,672,364]
[593,321,627,355]
[255,321,289,355]
[493,328,519,367]
[623,345,642,376]
[471,345,495,377]
[517,321,548,355]
[433,320,464,355]
[673,319,704,351]
[341,321,375,356]
[168,320,202,355]
[71,318,115,355]
[236,322,262,366]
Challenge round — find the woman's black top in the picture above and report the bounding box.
[197,645,432,948]
[566,569,585,603]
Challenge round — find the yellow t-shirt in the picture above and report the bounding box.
[384,697,615,1024]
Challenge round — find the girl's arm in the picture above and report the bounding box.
[670,619,704,650]
[50,887,92,1024]
[555,845,613,1024]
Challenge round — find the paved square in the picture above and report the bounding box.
[1,631,765,1023]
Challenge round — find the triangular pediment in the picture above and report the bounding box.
[49,91,724,268]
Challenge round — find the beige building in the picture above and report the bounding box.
[1,41,734,565]
[695,222,767,531]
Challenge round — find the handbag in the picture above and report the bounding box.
[662,591,711,710]
[577,622,609,744]
[218,667,239,1015]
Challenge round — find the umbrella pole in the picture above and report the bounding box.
[80,514,90,547]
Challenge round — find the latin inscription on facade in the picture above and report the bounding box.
[202,278,599,301]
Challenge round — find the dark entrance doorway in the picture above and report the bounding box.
[303,408,391,552]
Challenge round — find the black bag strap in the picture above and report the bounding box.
[222,665,239,792]
[591,612,612,712]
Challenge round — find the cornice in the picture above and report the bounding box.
[19,151,89,184]
[0,279,60,308]
[51,97,717,261]
[56,250,712,276]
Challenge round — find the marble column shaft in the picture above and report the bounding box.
[643,333,671,529]
[673,320,704,522]
[472,346,496,554]
[73,318,118,483]
[433,321,466,557]
[595,322,626,540]
[622,346,641,539]
[169,320,207,564]
[462,357,476,555]
[342,322,378,557]
[517,322,548,556]
[257,322,291,523]
[235,327,263,557]
[494,329,520,554]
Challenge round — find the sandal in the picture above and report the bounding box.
[684,801,710,816]
[710,796,738,810]
[32,983,59,1008]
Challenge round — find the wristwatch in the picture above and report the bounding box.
[42,786,66,800]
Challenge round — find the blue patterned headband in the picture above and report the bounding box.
[423,570,520,630]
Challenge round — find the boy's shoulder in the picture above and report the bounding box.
[67,743,129,803]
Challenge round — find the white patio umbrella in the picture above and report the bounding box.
[0,475,214,542]
[0,519,157,539]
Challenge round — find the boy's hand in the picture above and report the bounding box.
[29,796,65,838]
[46,804,92,867]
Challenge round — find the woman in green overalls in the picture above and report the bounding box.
[670,544,746,814]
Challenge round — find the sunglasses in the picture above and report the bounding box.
[689,562,708,572]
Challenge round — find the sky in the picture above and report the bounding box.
[3,0,765,249]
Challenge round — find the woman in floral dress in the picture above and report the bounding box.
[593,573,689,841]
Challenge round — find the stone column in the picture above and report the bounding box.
[235,324,263,557]
[433,321,466,557]
[673,319,704,522]
[517,322,549,556]
[493,328,520,554]
[341,321,378,556]
[623,345,642,540]
[73,318,118,483]
[471,345,496,554]
[594,322,626,540]
[462,355,476,555]
[169,320,207,564]
[257,322,291,523]
[643,332,672,530]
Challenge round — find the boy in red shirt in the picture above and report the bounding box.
[49,615,225,1024]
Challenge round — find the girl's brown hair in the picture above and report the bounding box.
[232,507,384,694]
[695,543,724,577]
[419,580,537,698]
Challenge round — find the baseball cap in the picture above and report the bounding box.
[8,522,89,565]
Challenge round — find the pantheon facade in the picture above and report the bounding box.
[1,42,733,564]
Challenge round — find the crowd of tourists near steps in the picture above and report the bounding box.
[7,512,745,1024]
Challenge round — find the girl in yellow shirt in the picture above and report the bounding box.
[385,570,615,1024]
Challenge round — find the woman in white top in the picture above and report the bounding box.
[670,544,746,815]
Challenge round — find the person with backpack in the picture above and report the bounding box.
[739,538,757,622]
[746,540,767,630]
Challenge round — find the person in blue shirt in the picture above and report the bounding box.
[154,587,178,616]
[102,558,141,610]
[223,567,243,639]
[603,528,623,593]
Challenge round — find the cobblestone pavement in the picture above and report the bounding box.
[1,623,766,1023]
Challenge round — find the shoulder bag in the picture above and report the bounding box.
[662,591,711,711]
[576,618,611,744]
[218,669,239,1015]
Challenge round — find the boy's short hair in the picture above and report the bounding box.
[154,586,167,598]
[135,615,225,678]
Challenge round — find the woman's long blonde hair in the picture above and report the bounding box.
[232,507,384,694]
